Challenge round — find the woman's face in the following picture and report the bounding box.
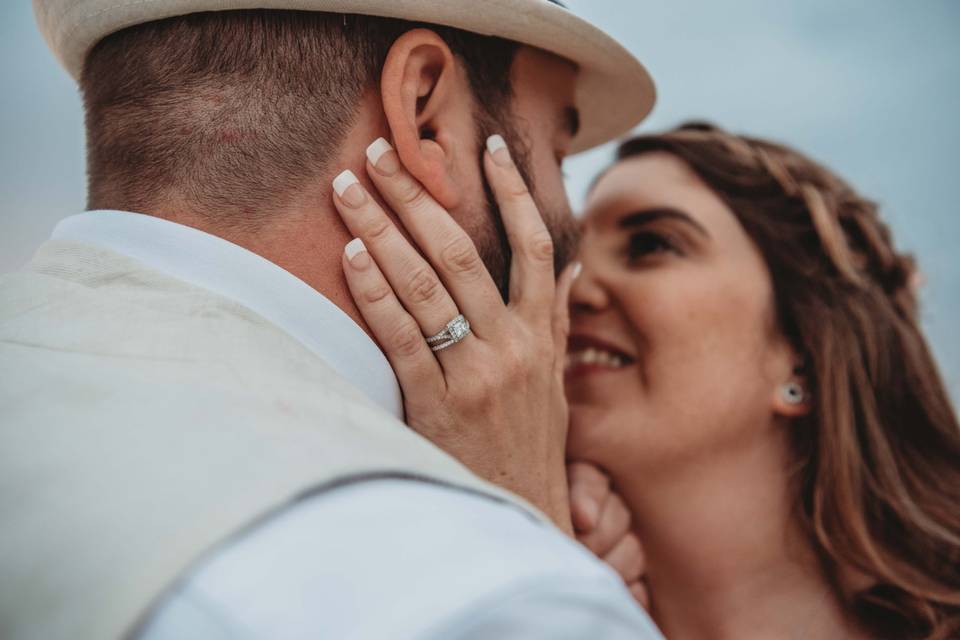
[566,152,797,477]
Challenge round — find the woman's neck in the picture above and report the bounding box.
[617,427,862,640]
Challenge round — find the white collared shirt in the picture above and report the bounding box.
[52,211,662,640]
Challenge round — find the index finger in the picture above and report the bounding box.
[484,135,556,323]
[365,138,506,339]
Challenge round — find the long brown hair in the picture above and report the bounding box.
[616,123,960,639]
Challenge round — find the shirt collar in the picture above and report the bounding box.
[51,210,403,419]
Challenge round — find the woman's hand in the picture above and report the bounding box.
[569,461,651,610]
[332,135,578,533]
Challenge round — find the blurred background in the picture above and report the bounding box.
[1,1,958,400]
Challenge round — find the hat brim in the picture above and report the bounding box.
[35,0,656,153]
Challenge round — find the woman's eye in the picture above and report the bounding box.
[627,231,677,261]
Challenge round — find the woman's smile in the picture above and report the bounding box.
[565,334,637,379]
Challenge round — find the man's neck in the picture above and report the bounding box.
[119,91,393,338]
[139,103,389,340]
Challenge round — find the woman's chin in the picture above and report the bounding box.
[566,403,626,463]
[567,400,614,426]
[567,402,667,475]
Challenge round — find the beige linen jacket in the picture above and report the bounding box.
[0,240,543,640]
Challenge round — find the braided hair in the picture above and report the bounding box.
[616,123,960,640]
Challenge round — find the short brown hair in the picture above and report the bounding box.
[81,10,519,226]
[616,123,960,640]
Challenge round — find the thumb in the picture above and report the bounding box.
[568,460,610,533]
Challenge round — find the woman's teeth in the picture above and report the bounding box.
[566,347,629,370]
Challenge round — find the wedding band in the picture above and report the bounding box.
[426,314,472,352]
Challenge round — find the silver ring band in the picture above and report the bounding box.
[426,314,471,352]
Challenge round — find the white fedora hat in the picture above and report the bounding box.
[34,0,656,153]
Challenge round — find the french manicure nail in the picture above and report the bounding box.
[344,238,371,268]
[366,137,400,176]
[344,237,367,260]
[487,134,513,168]
[333,170,367,208]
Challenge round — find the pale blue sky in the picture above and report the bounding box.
[2,1,958,399]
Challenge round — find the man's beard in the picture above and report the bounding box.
[471,112,580,302]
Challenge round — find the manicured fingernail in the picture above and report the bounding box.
[571,262,583,280]
[344,238,370,268]
[333,170,367,208]
[487,134,513,167]
[366,138,400,176]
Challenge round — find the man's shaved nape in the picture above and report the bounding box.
[81,10,520,227]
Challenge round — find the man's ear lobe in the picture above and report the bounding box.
[381,29,464,209]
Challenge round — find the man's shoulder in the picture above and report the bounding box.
[1,239,304,366]
[140,480,654,640]
[0,238,394,450]
[3,239,266,323]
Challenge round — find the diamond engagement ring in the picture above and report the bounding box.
[426,314,472,352]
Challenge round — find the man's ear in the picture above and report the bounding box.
[381,29,469,210]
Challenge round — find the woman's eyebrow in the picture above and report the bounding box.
[617,207,710,238]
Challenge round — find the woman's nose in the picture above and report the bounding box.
[569,264,610,316]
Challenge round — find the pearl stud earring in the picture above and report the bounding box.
[781,382,806,406]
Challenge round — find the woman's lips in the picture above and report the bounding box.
[565,334,636,378]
